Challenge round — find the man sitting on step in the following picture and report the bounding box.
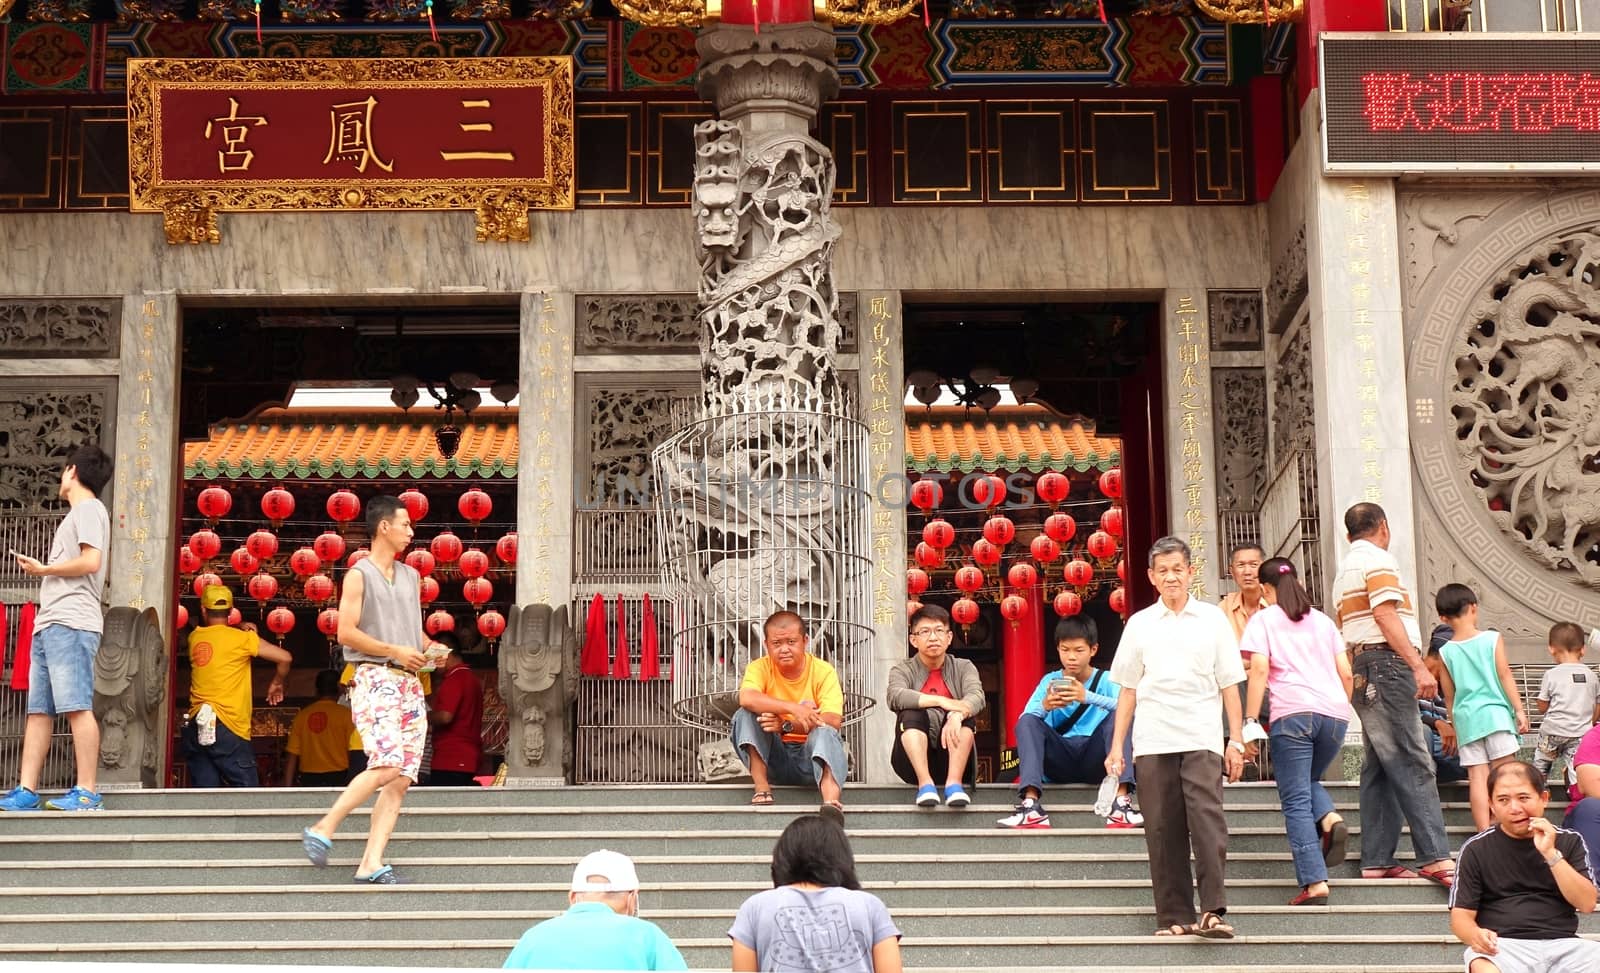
[503,849,687,971]
[886,604,983,809]
[1451,760,1600,973]
[730,610,848,814]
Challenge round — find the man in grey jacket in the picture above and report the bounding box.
[887,604,986,808]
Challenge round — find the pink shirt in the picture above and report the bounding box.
[1238,604,1353,723]
[1570,724,1600,803]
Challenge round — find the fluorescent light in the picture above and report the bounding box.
[903,385,1024,408]
[285,385,520,409]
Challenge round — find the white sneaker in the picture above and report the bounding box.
[1105,794,1144,829]
[997,800,1050,829]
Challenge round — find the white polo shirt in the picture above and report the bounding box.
[1110,594,1245,758]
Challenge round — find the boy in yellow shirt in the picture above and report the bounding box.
[284,670,357,786]
[185,586,292,787]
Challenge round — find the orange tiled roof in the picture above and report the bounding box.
[905,405,1119,473]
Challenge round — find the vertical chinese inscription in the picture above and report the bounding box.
[528,292,569,607]
[121,299,160,610]
[866,296,897,627]
[1344,181,1383,505]
[1175,294,1210,599]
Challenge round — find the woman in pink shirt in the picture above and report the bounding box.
[1241,557,1355,906]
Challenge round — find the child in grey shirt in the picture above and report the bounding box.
[1534,622,1600,783]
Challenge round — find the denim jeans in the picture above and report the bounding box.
[27,624,100,716]
[1351,649,1451,868]
[1013,712,1133,799]
[730,708,847,787]
[1269,711,1348,886]
[1563,797,1600,879]
[182,719,260,787]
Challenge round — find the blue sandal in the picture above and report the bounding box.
[301,828,332,867]
[353,865,403,885]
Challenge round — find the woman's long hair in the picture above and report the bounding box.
[1259,557,1314,623]
[770,814,862,890]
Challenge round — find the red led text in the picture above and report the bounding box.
[1363,71,1600,133]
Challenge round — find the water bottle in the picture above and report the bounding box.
[196,704,217,746]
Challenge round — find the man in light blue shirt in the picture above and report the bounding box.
[503,849,687,971]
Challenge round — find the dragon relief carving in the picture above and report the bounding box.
[93,607,167,786]
[498,603,576,776]
[1453,230,1600,587]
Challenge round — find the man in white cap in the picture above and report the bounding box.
[502,849,687,971]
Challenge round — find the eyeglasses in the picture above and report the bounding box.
[912,628,952,639]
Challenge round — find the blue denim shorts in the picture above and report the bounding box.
[27,623,101,716]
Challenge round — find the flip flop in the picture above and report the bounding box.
[353,864,403,885]
[1194,911,1235,940]
[1321,817,1349,868]
[1418,864,1455,889]
[1360,865,1418,880]
[1290,888,1329,906]
[301,828,332,868]
[750,791,774,806]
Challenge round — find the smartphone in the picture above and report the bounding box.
[1050,677,1074,695]
[8,549,32,562]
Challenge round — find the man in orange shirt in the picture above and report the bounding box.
[731,611,847,813]
[284,669,357,786]
[185,585,292,787]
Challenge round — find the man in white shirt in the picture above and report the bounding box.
[1107,535,1246,939]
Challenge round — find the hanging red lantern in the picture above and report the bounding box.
[971,475,1007,508]
[1116,558,1127,582]
[196,486,232,522]
[463,576,493,607]
[326,489,361,524]
[192,572,222,599]
[227,608,242,627]
[909,479,942,512]
[175,604,190,629]
[398,489,429,523]
[426,610,455,635]
[1064,559,1094,588]
[972,538,1002,567]
[246,572,278,604]
[1101,506,1125,538]
[188,529,222,562]
[266,606,295,635]
[478,610,507,640]
[982,515,1015,548]
[458,549,490,580]
[921,519,955,549]
[229,547,258,577]
[261,487,295,525]
[405,549,436,577]
[346,548,371,568]
[913,542,945,570]
[458,488,493,524]
[419,575,441,605]
[178,546,202,576]
[431,531,463,564]
[1000,594,1029,627]
[1054,590,1083,617]
[951,597,981,630]
[246,529,279,562]
[1043,513,1078,544]
[1007,562,1038,590]
[1030,535,1062,564]
[289,548,321,578]
[303,574,335,603]
[317,608,340,637]
[1035,472,1069,507]
[313,531,346,564]
[1087,530,1118,561]
[496,532,518,564]
[906,567,930,597]
[1098,468,1124,500]
[954,565,985,594]
[1109,586,1129,616]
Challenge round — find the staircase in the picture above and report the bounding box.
[0,781,1594,970]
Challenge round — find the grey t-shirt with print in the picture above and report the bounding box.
[728,885,901,973]
[34,498,110,635]
[1538,663,1600,737]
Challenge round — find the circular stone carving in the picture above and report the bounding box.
[1411,190,1600,612]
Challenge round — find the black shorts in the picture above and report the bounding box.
[889,708,977,788]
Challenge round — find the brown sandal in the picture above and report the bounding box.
[750,791,774,806]
[1154,924,1195,937]
[1195,911,1235,939]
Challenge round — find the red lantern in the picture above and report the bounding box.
[192,572,222,599]
[175,604,189,629]
[346,548,370,568]
[972,538,1002,567]
[1109,586,1129,616]
[405,549,436,577]
[431,531,463,564]
[419,575,441,605]
[463,576,493,607]
[398,489,429,523]
[906,568,930,597]
[921,519,955,549]
[1101,507,1125,538]
[303,574,335,603]
[914,542,946,570]
[289,548,321,578]
[458,549,490,580]
[1087,530,1118,561]
[178,546,202,575]
[313,531,346,564]
[247,573,278,604]
[326,489,361,524]
[266,606,295,635]
[954,565,985,594]
[229,548,258,577]
[1064,559,1094,588]
[983,515,1015,548]
[188,529,221,562]
[1043,513,1078,544]
[1098,468,1124,500]
[971,475,1007,508]
[1030,535,1062,564]
[458,488,493,524]
[317,608,340,637]
[227,608,242,627]
[951,597,981,629]
[1054,590,1083,617]
[478,610,507,640]
[196,486,232,522]
[261,487,295,525]
[1007,562,1038,590]
[426,610,455,635]
[909,479,942,512]
[246,530,279,562]
[1000,594,1029,627]
[1036,472,1069,507]
[496,532,518,565]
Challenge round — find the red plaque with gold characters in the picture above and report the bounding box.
[127,57,574,245]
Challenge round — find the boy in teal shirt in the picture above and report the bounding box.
[1436,583,1530,832]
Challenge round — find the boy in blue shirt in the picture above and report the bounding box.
[998,617,1140,830]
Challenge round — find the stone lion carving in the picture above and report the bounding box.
[498,604,576,777]
[92,606,166,786]
[697,739,751,783]
[1453,230,1600,586]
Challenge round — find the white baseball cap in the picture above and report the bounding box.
[570,849,640,893]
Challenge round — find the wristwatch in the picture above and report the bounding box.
[1547,855,1565,867]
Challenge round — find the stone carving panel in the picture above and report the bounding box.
[1209,291,1264,351]
[586,384,696,503]
[1212,367,1268,510]
[0,299,120,358]
[1268,223,1307,335]
[1400,193,1494,308]
[0,381,113,512]
[577,293,856,355]
[498,603,576,778]
[1271,323,1314,469]
[94,606,167,787]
